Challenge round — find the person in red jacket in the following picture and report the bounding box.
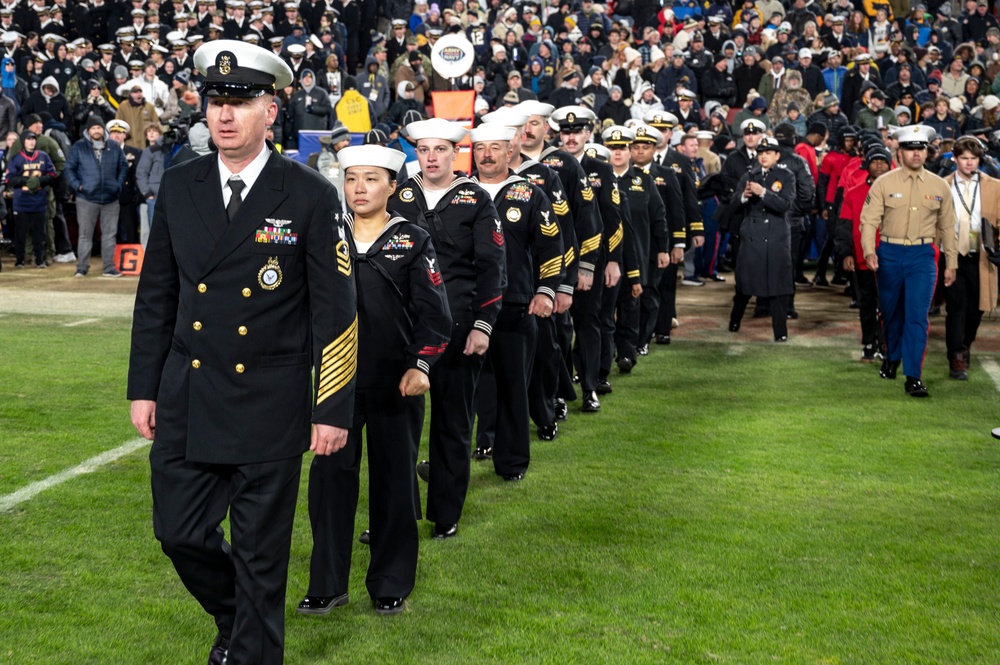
[836,145,891,362]
[814,125,858,285]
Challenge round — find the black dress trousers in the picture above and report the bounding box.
[307,388,423,600]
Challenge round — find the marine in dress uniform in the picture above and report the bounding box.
[860,124,958,397]
[387,118,507,539]
[300,146,452,617]
[727,136,798,341]
[127,41,357,665]
[941,136,1000,380]
[470,123,564,479]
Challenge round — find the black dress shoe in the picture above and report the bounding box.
[616,356,633,373]
[655,333,671,344]
[706,274,726,282]
[581,391,601,412]
[879,358,900,380]
[596,379,612,395]
[416,460,430,482]
[297,592,349,615]
[374,597,405,615]
[775,335,788,343]
[786,310,799,319]
[538,423,558,441]
[831,275,849,286]
[812,275,829,286]
[208,633,229,665]
[502,472,525,482]
[905,376,929,397]
[359,530,370,545]
[637,344,649,356]
[554,398,568,421]
[432,523,458,539]
[473,445,493,460]
[794,275,811,285]
[728,321,740,332]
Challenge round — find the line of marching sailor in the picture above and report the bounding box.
[297,114,1000,620]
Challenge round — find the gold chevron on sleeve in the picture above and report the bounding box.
[540,221,559,237]
[609,222,623,252]
[581,187,594,202]
[538,255,562,279]
[580,233,601,255]
[552,200,570,216]
[611,187,621,205]
[317,315,358,404]
[564,246,575,266]
[336,240,352,277]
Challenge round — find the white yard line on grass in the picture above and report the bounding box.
[726,345,744,356]
[62,318,100,327]
[0,439,150,513]
[981,358,1000,394]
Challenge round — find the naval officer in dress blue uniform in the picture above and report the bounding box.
[128,40,357,665]
[860,124,958,397]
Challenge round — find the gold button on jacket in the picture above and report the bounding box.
[238,326,248,336]
[191,359,201,369]
[235,363,245,374]
[193,321,202,331]
[198,283,207,293]
[242,287,251,297]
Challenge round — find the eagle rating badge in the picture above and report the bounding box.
[258,256,282,290]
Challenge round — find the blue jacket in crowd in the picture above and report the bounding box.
[6,148,56,213]
[65,133,128,205]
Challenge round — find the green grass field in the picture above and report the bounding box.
[1,305,999,664]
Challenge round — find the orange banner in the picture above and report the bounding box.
[430,90,476,174]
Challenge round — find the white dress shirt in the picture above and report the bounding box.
[219,145,271,207]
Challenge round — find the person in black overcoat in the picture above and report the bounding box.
[127,42,357,665]
[727,136,797,341]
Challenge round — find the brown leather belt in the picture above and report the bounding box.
[880,236,934,246]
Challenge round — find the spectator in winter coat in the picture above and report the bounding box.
[806,93,850,138]
[21,75,68,126]
[0,91,15,138]
[385,81,426,128]
[769,69,815,128]
[5,129,55,268]
[135,124,165,235]
[734,47,766,108]
[795,49,827,99]
[65,115,128,277]
[72,79,115,130]
[290,69,332,148]
[598,84,631,125]
[114,84,159,151]
[631,82,665,119]
[821,51,848,99]
[925,96,962,140]
[357,56,389,120]
[527,56,554,99]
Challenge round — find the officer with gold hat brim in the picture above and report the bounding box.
[860,124,957,397]
[300,142,452,617]
[513,100,601,419]
[727,135,798,341]
[551,104,625,410]
[605,123,669,372]
[468,120,564,481]
[128,40,356,664]
[387,113,506,541]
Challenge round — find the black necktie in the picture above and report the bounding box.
[227,177,244,222]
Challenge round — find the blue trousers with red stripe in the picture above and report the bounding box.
[875,242,938,379]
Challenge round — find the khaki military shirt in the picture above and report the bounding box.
[860,166,958,270]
